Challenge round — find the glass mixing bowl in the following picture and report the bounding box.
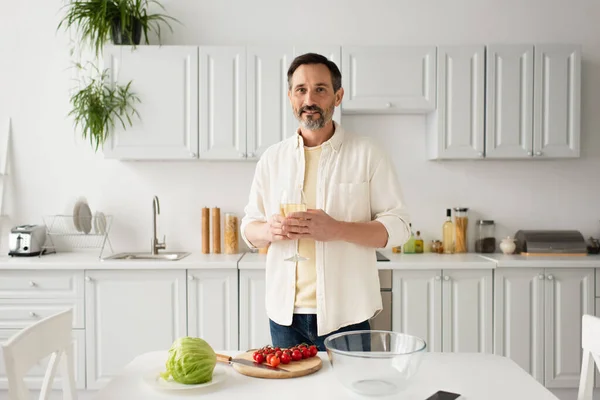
[324,330,426,397]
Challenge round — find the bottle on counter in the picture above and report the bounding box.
[403,223,416,254]
[442,209,454,254]
[415,231,424,253]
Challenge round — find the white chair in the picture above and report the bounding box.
[577,314,600,400]
[1,309,77,400]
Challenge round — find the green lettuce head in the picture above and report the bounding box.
[160,337,217,384]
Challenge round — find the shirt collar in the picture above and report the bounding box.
[294,121,344,152]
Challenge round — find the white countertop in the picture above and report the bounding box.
[481,253,600,268]
[0,251,243,270]
[239,251,497,270]
[0,250,598,270]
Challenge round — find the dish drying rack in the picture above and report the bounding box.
[42,215,114,260]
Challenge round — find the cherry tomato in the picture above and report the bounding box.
[291,349,302,361]
[301,348,310,359]
[275,350,283,358]
[270,356,280,367]
[253,353,264,363]
[280,352,291,364]
[266,354,274,364]
[274,347,281,352]
[309,345,318,357]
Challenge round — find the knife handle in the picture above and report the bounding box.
[215,353,232,364]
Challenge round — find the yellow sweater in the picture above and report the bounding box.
[294,145,322,311]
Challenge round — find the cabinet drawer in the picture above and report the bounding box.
[0,299,83,329]
[0,329,86,390]
[0,271,84,298]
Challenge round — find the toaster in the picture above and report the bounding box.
[8,225,47,257]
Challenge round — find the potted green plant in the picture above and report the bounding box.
[68,63,140,152]
[58,0,179,57]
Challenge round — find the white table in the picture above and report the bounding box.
[91,351,559,400]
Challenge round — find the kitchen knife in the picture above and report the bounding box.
[215,353,290,372]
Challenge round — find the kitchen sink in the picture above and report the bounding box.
[102,251,191,261]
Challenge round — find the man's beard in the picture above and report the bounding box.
[295,103,335,130]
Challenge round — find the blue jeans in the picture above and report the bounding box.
[269,314,371,351]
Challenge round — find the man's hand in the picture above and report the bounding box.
[282,209,341,242]
[265,214,291,242]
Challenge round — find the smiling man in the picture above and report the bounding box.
[241,53,411,351]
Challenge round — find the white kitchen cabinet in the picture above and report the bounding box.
[544,268,594,388]
[485,45,534,158]
[246,47,296,159]
[494,267,594,388]
[85,270,187,389]
[198,46,247,160]
[392,270,442,352]
[239,269,271,351]
[442,270,493,353]
[493,268,545,383]
[187,269,238,351]
[426,45,485,160]
[342,46,436,113]
[392,269,491,353]
[533,44,581,158]
[0,329,86,390]
[102,46,199,160]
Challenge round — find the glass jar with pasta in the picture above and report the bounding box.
[224,213,239,254]
[453,207,469,253]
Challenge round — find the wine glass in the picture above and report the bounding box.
[280,188,308,262]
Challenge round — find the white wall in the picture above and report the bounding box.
[0,0,599,254]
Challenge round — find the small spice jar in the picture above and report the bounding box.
[224,213,239,254]
[475,220,496,253]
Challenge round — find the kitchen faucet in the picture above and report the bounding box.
[152,195,166,254]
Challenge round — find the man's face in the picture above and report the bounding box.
[288,64,343,131]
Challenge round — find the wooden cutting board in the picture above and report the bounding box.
[217,351,322,379]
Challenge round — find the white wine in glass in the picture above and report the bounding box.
[280,189,308,262]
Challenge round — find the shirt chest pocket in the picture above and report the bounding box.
[328,182,371,222]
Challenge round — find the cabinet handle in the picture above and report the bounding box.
[188,275,194,281]
[444,276,450,281]
[527,151,533,156]
[538,274,545,280]
[547,274,554,280]
[29,312,37,318]
[85,276,92,282]
[190,152,196,158]
[248,152,255,158]
[478,152,484,158]
[239,152,246,158]
[29,281,36,287]
[535,151,543,156]
[435,276,441,281]
[385,102,392,108]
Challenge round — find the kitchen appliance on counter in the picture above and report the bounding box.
[8,225,47,257]
[514,230,588,256]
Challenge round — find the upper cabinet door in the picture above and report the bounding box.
[427,45,485,159]
[246,47,295,159]
[485,45,534,159]
[293,46,342,125]
[533,45,581,158]
[198,46,247,160]
[103,46,199,160]
[341,46,436,113]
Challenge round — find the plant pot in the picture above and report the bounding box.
[111,17,142,45]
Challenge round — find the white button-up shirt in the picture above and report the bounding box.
[241,122,411,336]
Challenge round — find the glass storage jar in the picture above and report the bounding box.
[453,208,469,253]
[475,220,496,253]
[224,213,239,254]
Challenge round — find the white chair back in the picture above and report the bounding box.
[577,314,600,400]
[1,308,77,400]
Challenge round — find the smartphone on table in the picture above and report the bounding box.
[425,390,463,400]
